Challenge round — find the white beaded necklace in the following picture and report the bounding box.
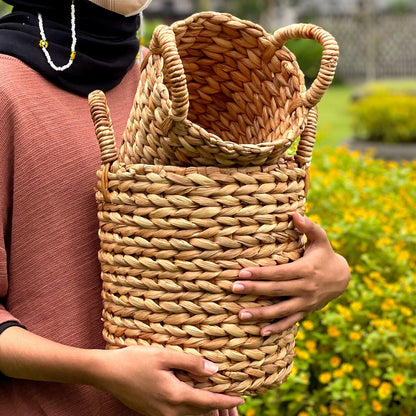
[38,1,77,72]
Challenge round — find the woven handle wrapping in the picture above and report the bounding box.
[88,90,118,164]
[150,25,190,134]
[273,24,339,112]
[88,90,119,202]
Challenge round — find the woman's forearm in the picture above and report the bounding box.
[0,326,244,415]
[0,326,100,385]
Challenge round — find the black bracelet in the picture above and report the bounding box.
[0,320,26,336]
[0,321,27,379]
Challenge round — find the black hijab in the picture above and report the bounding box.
[0,0,141,96]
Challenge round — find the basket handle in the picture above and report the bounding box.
[273,24,339,112]
[150,25,189,133]
[88,90,119,164]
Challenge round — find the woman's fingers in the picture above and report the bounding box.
[180,384,245,410]
[232,279,308,297]
[292,212,330,246]
[260,312,305,335]
[238,261,306,281]
[160,349,218,376]
[238,297,305,322]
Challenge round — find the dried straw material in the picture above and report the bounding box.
[88,11,338,396]
[120,12,338,167]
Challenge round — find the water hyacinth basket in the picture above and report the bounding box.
[88,11,338,396]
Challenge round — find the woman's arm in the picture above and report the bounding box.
[0,326,244,416]
[232,213,350,334]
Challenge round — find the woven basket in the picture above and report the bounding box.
[88,12,338,397]
[119,12,338,167]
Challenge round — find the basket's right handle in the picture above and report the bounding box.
[150,25,189,133]
[273,24,339,113]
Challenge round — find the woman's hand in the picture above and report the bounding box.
[231,213,350,335]
[92,345,244,416]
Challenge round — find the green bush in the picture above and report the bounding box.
[286,39,323,86]
[351,89,416,143]
[239,146,416,416]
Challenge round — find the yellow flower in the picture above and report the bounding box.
[352,378,363,390]
[336,305,352,321]
[400,306,412,317]
[305,340,317,354]
[319,372,332,384]
[354,265,365,274]
[328,327,341,338]
[372,286,383,296]
[351,301,362,311]
[378,382,392,399]
[308,214,321,224]
[343,212,355,224]
[349,331,362,341]
[370,378,381,387]
[369,271,383,281]
[367,359,378,368]
[341,363,354,373]
[396,346,404,355]
[297,330,305,341]
[372,400,383,412]
[397,250,410,262]
[392,373,405,387]
[381,298,396,311]
[302,320,314,331]
[371,319,397,332]
[329,403,345,416]
[376,236,392,248]
[333,369,344,379]
[246,409,256,416]
[295,348,310,360]
[330,356,341,368]
[297,412,309,416]
[319,405,329,414]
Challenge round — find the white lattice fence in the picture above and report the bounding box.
[315,14,416,81]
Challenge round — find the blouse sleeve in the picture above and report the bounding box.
[0,83,21,325]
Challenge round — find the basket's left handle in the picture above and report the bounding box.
[150,25,189,133]
[88,90,119,164]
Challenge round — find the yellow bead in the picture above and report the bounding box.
[39,40,49,49]
[70,51,76,61]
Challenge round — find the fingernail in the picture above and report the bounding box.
[238,399,245,406]
[262,330,272,337]
[204,360,218,374]
[240,311,253,320]
[239,270,252,278]
[294,212,305,223]
[232,283,245,293]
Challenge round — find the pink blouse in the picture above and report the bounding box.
[0,54,238,416]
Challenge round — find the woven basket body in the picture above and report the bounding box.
[89,12,338,396]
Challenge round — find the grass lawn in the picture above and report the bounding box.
[315,84,354,149]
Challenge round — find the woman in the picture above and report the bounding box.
[0,1,350,415]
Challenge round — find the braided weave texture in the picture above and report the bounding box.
[119,12,338,167]
[89,11,338,396]
[96,163,305,395]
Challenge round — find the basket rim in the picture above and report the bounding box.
[107,158,302,176]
